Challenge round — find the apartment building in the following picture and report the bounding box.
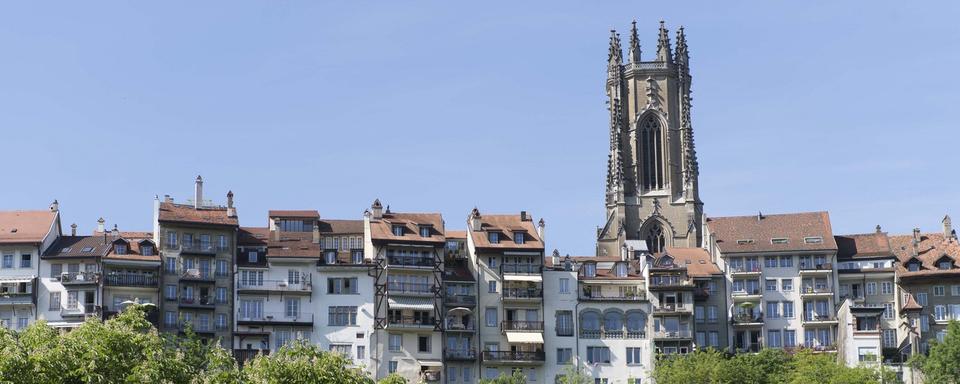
[543,252,578,384]
[155,177,238,347]
[39,219,113,328]
[99,230,160,325]
[443,230,479,384]
[669,248,729,353]
[706,212,839,352]
[466,209,546,382]
[366,200,445,383]
[0,205,60,330]
[648,250,696,356]
[891,216,960,355]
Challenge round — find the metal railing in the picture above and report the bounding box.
[445,295,476,306]
[653,304,692,313]
[501,320,543,332]
[237,280,312,292]
[180,243,221,254]
[104,273,158,287]
[649,278,694,288]
[653,329,692,339]
[799,262,833,271]
[731,313,764,324]
[0,293,33,305]
[179,296,215,307]
[237,311,314,323]
[234,349,269,365]
[61,271,100,284]
[180,269,215,281]
[500,264,542,274]
[579,290,646,301]
[732,288,762,296]
[579,328,646,339]
[482,351,545,362]
[445,348,477,360]
[730,265,762,273]
[445,320,476,331]
[800,286,832,294]
[386,255,435,267]
[388,282,434,294]
[503,288,542,299]
[803,313,836,322]
[388,316,435,327]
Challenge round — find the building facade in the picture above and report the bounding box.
[1,206,60,330]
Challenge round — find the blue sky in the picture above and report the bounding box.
[0,1,957,255]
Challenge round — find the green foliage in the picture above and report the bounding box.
[241,340,372,384]
[554,365,591,384]
[479,370,527,384]
[376,373,408,384]
[917,320,960,384]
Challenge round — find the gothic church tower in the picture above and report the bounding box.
[597,21,703,257]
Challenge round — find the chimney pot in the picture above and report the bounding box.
[271,228,280,242]
[371,199,383,220]
[50,200,59,212]
[194,176,204,209]
[944,215,953,239]
[164,194,173,203]
[313,222,320,244]
[70,223,77,236]
[96,217,105,233]
[520,211,528,221]
[111,224,119,238]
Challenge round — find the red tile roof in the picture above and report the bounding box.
[0,210,58,244]
[707,211,837,254]
[268,210,320,218]
[239,227,269,246]
[104,232,160,262]
[267,233,320,259]
[318,219,363,234]
[370,212,445,244]
[663,247,722,277]
[835,232,894,260]
[158,202,238,227]
[469,213,543,251]
[891,232,960,279]
[445,230,467,239]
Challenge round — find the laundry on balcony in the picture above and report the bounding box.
[505,332,544,344]
[388,296,435,311]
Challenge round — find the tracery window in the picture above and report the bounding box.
[639,115,664,191]
[645,223,666,253]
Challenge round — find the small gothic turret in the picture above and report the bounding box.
[628,20,641,63]
[675,26,689,68]
[608,29,623,81]
[656,20,672,62]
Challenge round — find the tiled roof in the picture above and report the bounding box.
[469,213,543,251]
[707,211,837,254]
[157,202,238,227]
[318,219,363,234]
[267,233,320,259]
[891,232,960,278]
[45,235,113,258]
[238,227,269,246]
[445,230,467,239]
[0,210,57,244]
[370,212,445,244]
[268,210,320,218]
[835,232,894,260]
[103,232,159,262]
[663,247,722,277]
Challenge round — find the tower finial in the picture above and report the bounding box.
[675,26,689,67]
[656,20,672,63]
[628,20,641,63]
[608,29,623,66]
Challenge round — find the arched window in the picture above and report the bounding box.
[639,114,664,191]
[645,223,666,253]
[604,311,623,331]
[626,311,646,332]
[580,311,601,331]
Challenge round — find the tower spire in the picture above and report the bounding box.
[675,26,689,68]
[656,20,672,63]
[628,20,641,63]
[608,29,623,70]
[675,25,699,197]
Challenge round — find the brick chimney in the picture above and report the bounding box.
[194,175,203,209]
[271,228,280,242]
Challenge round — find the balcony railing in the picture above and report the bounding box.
[803,313,836,322]
[60,304,100,318]
[386,256,435,268]
[731,265,762,273]
[445,319,476,331]
[104,273,158,287]
[580,329,645,339]
[234,349,269,365]
[502,288,542,299]
[500,264,542,275]
[653,304,692,313]
[556,327,574,337]
[388,282,434,294]
[179,296,215,307]
[731,313,764,324]
[177,321,217,334]
[731,288,762,297]
[237,280,312,292]
[482,351,545,362]
[237,312,314,324]
[501,320,543,332]
[649,278,695,289]
[388,316,436,328]
[0,292,34,305]
[579,290,646,301]
[180,269,215,282]
[445,348,477,360]
[61,272,100,285]
[180,243,223,255]
[735,343,763,353]
[445,295,476,306]
[799,262,833,271]
[653,329,693,339]
[800,286,832,295]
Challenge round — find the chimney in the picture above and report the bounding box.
[313,221,320,244]
[194,175,204,208]
[226,191,236,217]
[164,194,173,203]
[371,199,383,220]
[97,217,105,233]
[520,211,528,221]
[70,223,77,236]
[271,228,280,242]
[537,218,545,242]
[944,215,953,239]
[876,225,882,234]
[50,199,59,212]
[111,224,120,239]
[913,228,922,243]
[757,211,764,221]
[470,207,482,231]
[551,249,560,268]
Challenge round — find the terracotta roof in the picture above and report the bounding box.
[891,232,960,278]
[835,232,894,260]
[45,235,113,258]
[239,227,269,246]
[0,210,58,244]
[370,212,445,244]
[469,213,543,251]
[707,211,837,254]
[268,210,320,218]
[902,293,923,311]
[318,219,363,234]
[157,202,238,227]
[267,233,320,259]
[104,232,160,262]
[445,230,467,239]
[663,247,722,277]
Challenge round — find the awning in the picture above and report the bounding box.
[505,332,544,344]
[447,307,472,315]
[388,296,435,311]
[45,321,83,329]
[0,276,36,283]
[419,360,443,367]
[503,275,542,282]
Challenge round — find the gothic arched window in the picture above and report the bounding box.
[639,115,664,191]
[645,223,666,254]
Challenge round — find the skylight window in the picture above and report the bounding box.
[81,247,94,253]
[803,237,823,244]
[771,238,788,244]
[736,239,755,245]
[61,247,71,253]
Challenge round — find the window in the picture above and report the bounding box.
[392,225,404,236]
[765,257,778,268]
[908,262,920,272]
[214,260,227,277]
[695,306,705,322]
[463,367,473,383]
[918,292,928,306]
[417,335,431,352]
[182,233,193,248]
[586,347,611,364]
[953,285,960,296]
[288,270,301,285]
[921,316,930,332]
[614,263,628,277]
[165,258,176,273]
[514,232,525,244]
[766,279,777,292]
[859,347,877,362]
[935,305,947,321]
[939,260,953,270]
[768,330,782,348]
[388,334,402,352]
[556,311,574,336]
[559,278,569,294]
[388,361,398,373]
[19,254,31,268]
[448,367,458,383]
[626,347,642,365]
[934,286,945,296]
[114,243,128,255]
[352,250,363,264]
[556,348,572,364]
[487,257,498,268]
[164,311,176,327]
[1,255,11,268]
[884,303,894,319]
[696,331,705,346]
[804,237,823,244]
[583,263,597,277]
[216,314,227,330]
[709,331,719,347]
[488,281,497,293]
[644,222,666,253]
[881,282,893,295]
[329,306,358,326]
[779,255,793,267]
[781,279,793,291]
[883,329,896,348]
[165,285,177,300]
[782,301,795,318]
[216,287,227,304]
[49,292,60,310]
[419,226,431,238]
[66,291,78,309]
[485,308,498,327]
[782,330,796,347]
[767,302,780,318]
[707,306,718,322]
[50,263,62,279]
[355,345,365,360]
[488,232,499,244]
[771,238,788,245]
[866,282,877,296]
[285,298,300,317]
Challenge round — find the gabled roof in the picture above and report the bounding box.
[268,210,320,219]
[102,232,159,262]
[158,202,238,227]
[469,213,543,251]
[317,219,363,234]
[891,232,960,278]
[707,211,837,254]
[835,231,894,260]
[0,210,58,244]
[45,235,113,258]
[370,212,445,244]
[267,233,320,259]
[238,227,269,246]
[663,247,722,277]
[445,230,467,239]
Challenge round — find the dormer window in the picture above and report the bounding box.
[351,250,363,264]
[583,263,597,278]
[938,257,953,270]
[141,244,154,256]
[804,236,823,244]
[325,251,337,265]
[736,239,755,245]
[114,244,127,255]
[907,262,920,272]
[488,232,499,244]
[614,263,628,277]
[514,232,525,245]
[419,226,431,238]
[392,225,404,237]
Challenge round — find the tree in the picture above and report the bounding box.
[917,320,960,383]
[242,340,373,384]
[554,364,591,384]
[377,373,408,384]
[479,370,527,384]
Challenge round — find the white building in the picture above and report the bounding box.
[39,218,112,329]
[0,205,60,330]
[542,252,579,384]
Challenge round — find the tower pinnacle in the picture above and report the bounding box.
[656,20,672,62]
[628,20,641,63]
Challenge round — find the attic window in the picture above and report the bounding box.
[514,232,525,245]
[61,247,71,253]
[142,245,154,256]
[114,244,127,255]
[81,247,94,253]
[488,232,499,244]
[938,258,953,270]
[736,239,755,245]
[613,263,628,277]
[771,238,788,244]
[392,225,404,236]
[804,237,823,244]
[419,226,430,238]
[583,263,597,277]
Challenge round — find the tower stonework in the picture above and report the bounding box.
[598,21,703,257]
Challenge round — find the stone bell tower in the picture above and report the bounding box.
[597,21,703,257]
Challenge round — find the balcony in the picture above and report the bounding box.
[179,296,216,309]
[730,265,762,276]
[60,304,100,319]
[237,280,313,294]
[502,287,543,301]
[104,273,159,288]
[179,269,215,284]
[735,343,763,353]
[579,289,647,302]
[500,264,542,275]
[799,262,833,275]
[444,295,476,307]
[234,349,269,366]
[501,320,544,332]
[0,292,34,305]
[652,303,693,315]
[653,329,693,340]
[61,271,100,285]
[387,316,436,329]
[731,288,763,301]
[648,278,695,291]
[693,287,710,301]
[179,243,224,256]
[445,320,476,332]
[388,282,435,296]
[579,328,645,339]
[422,371,441,382]
[237,312,314,326]
[177,321,217,335]
[731,313,764,326]
[799,286,833,297]
[386,255,435,269]
[445,348,478,361]
[802,313,838,324]
[482,351,545,365]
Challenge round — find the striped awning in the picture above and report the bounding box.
[0,276,36,283]
[388,296,435,310]
[505,332,544,344]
